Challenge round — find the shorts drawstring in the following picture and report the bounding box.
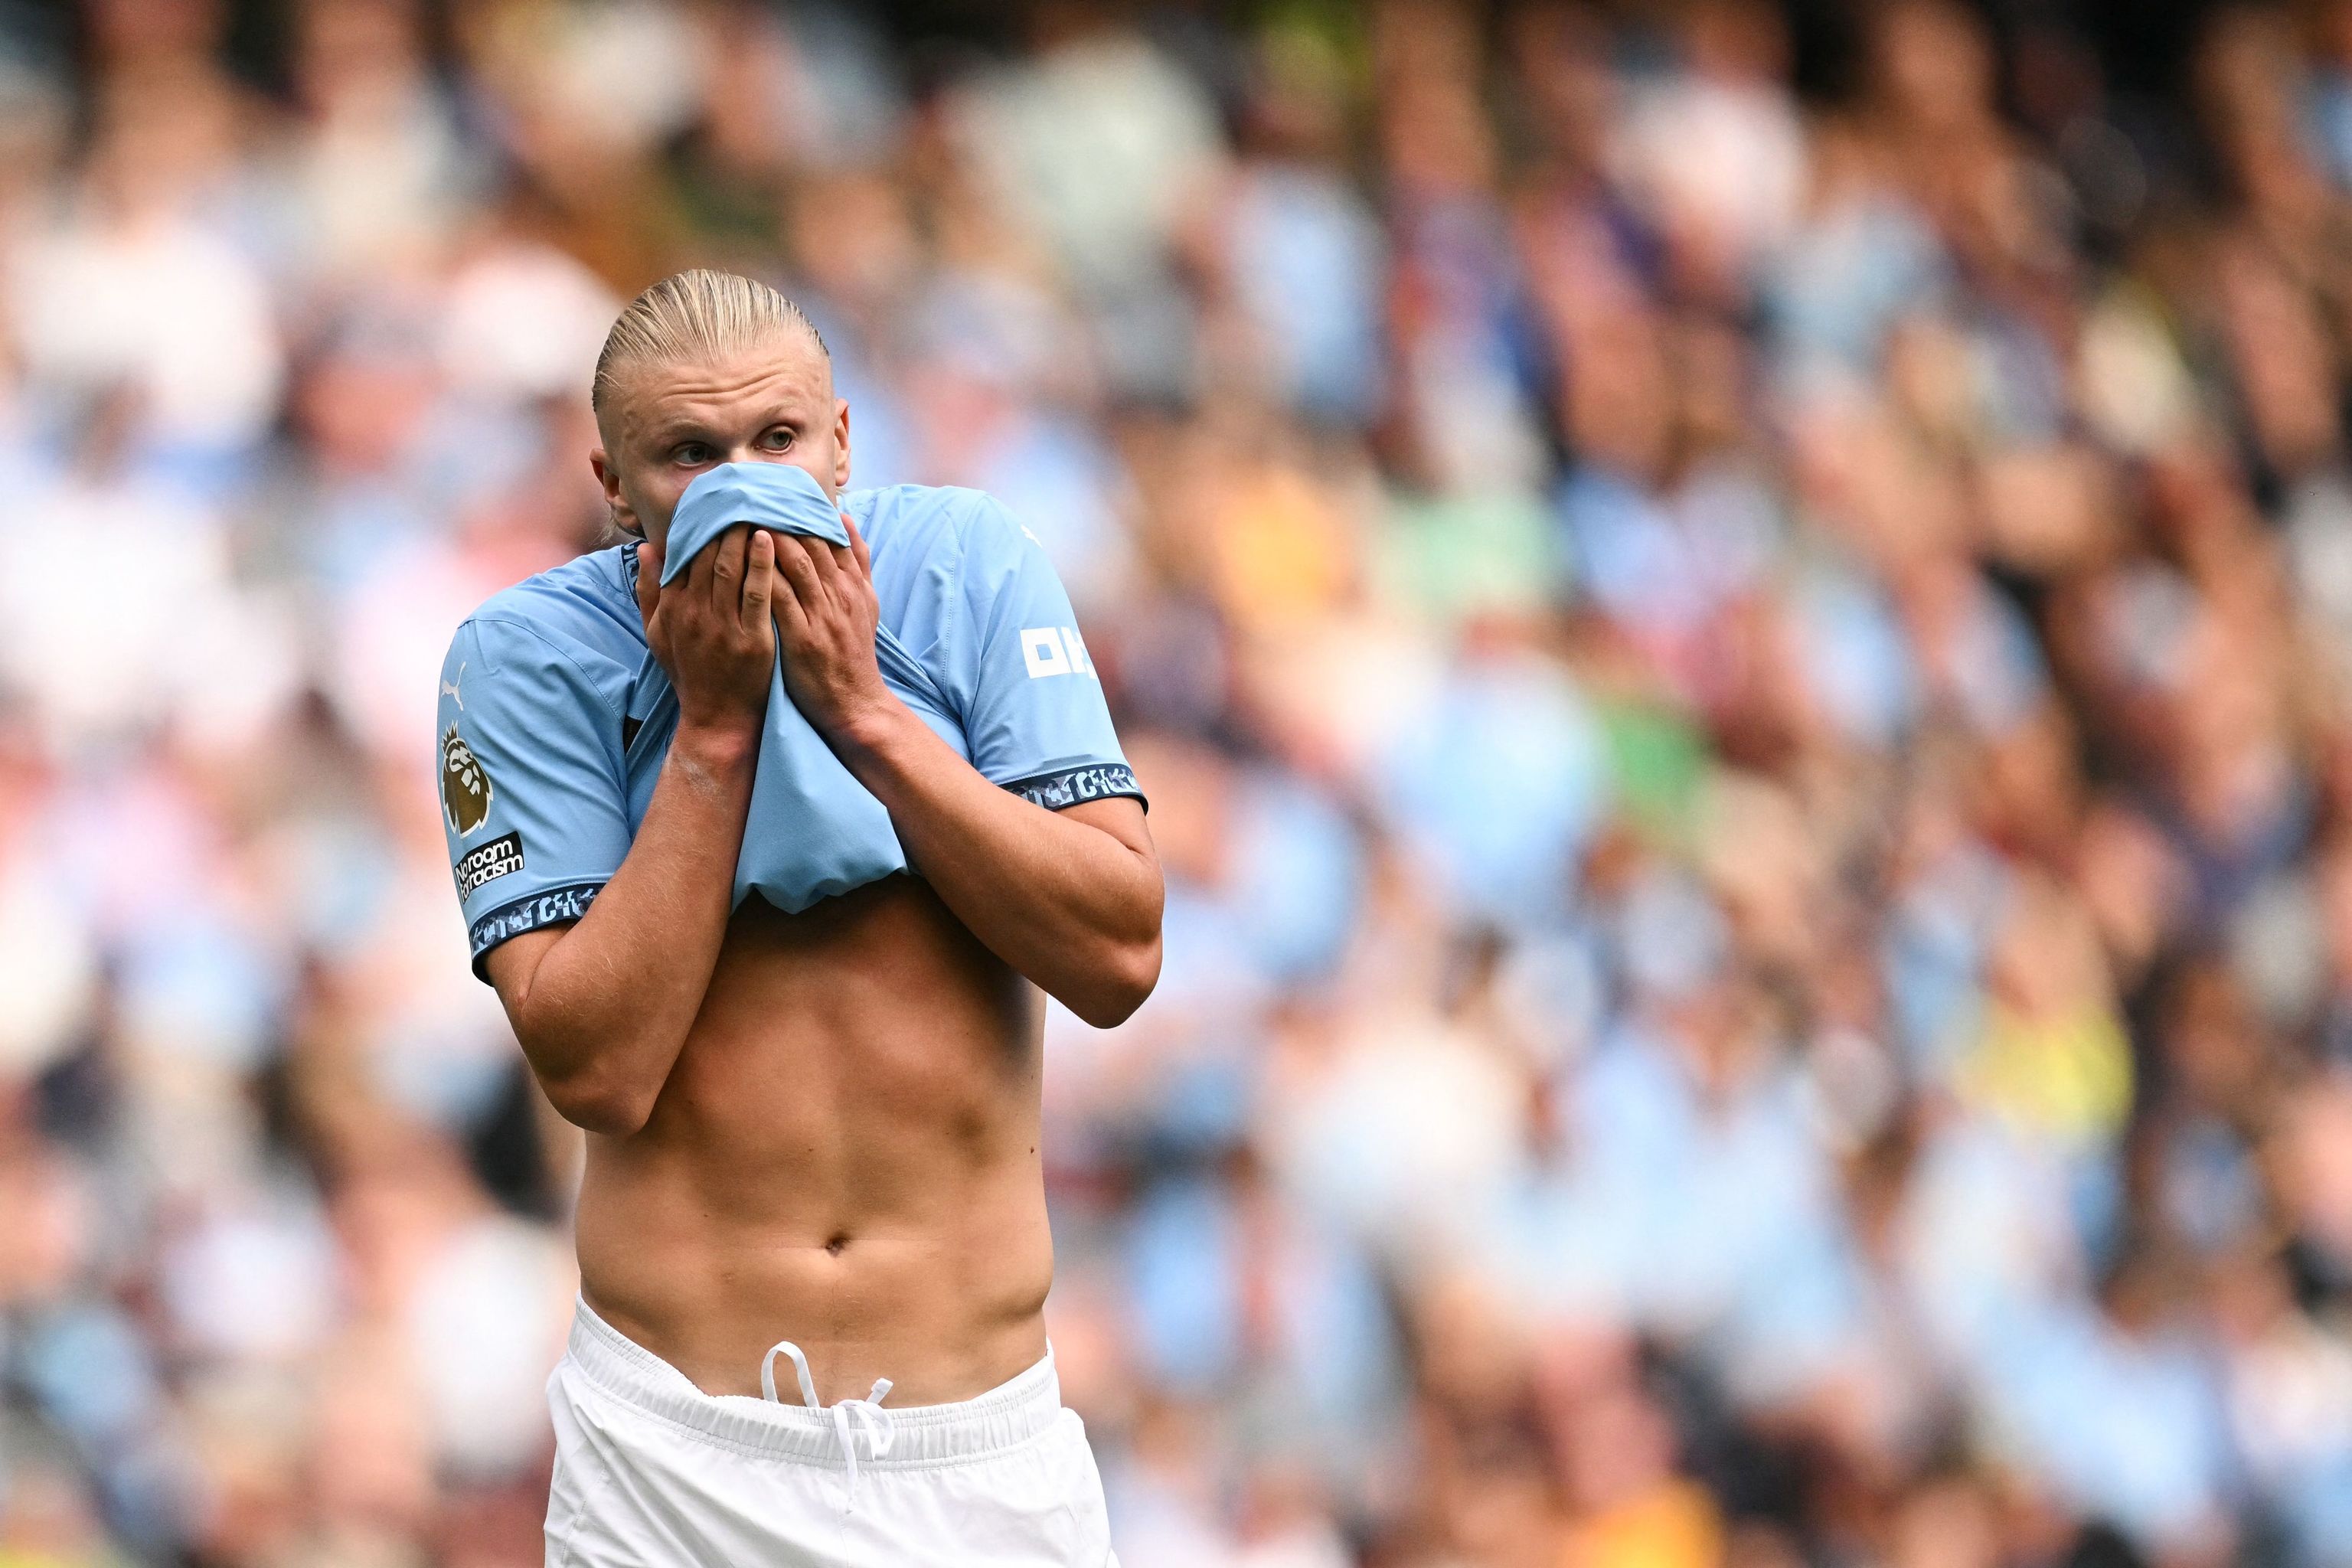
[760,1341,895,1510]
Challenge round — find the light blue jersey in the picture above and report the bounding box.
[435,475,1141,976]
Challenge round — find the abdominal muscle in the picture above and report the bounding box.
[570,875,1057,1406]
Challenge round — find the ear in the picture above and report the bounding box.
[831,398,852,492]
[590,447,643,538]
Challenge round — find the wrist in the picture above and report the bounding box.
[671,717,761,769]
[832,692,920,767]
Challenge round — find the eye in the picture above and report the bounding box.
[673,441,712,466]
[759,427,795,452]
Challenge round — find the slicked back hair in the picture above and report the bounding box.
[590,269,828,432]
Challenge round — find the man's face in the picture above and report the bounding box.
[590,332,851,547]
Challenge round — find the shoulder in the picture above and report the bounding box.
[448,547,641,706]
[849,488,1052,661]
[847,484,1035,570]
[457,547,638,665]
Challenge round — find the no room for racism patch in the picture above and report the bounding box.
[452,831,525,899]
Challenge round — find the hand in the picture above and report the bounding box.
[771,513,895,741]
[635,526,776,740]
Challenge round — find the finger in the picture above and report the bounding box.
[817,515,854,577]
[682,529,718,598]
[843,513,871,579]
[770,541,811,638]
[773,531,827,607]
[742,529,776,629]
[635,537,665,623]
[799,533,845,590]
[708,524,748,605]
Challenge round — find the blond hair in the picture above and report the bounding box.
[590,269,828,426]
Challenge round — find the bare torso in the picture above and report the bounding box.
[573,874,1055,1405]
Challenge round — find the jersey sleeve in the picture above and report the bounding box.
[946,495,1144,811]
[437,617,633,977]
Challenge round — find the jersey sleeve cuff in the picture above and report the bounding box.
[468,881,606,978]
[1000,763,1147,813]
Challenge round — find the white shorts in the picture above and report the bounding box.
[544,1298,1117,1566]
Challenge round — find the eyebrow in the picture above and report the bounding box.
[642,412,804,447]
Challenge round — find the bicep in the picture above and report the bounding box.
[1053,797,1162,946]
[484,925,567,1022]
[1057,795,1155,864]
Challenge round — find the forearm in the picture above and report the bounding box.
[496,724,756,1131]
[837,703,1162,1025]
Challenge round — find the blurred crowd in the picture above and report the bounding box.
[7,0,2352,1564]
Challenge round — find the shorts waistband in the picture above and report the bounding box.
[562,1297,1064,1467]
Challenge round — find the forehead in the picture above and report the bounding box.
[606,338,832,441]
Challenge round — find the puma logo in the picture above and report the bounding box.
[441,662,466,710]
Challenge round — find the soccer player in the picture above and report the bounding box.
[434,270,1160,1565]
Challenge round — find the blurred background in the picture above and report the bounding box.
[5,0,2352,1563]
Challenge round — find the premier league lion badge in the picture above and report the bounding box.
[441,724,494,836]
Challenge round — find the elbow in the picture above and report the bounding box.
[535,1060,658,1138]
[495,952,666,1136]
[1066,933,1162,1029]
